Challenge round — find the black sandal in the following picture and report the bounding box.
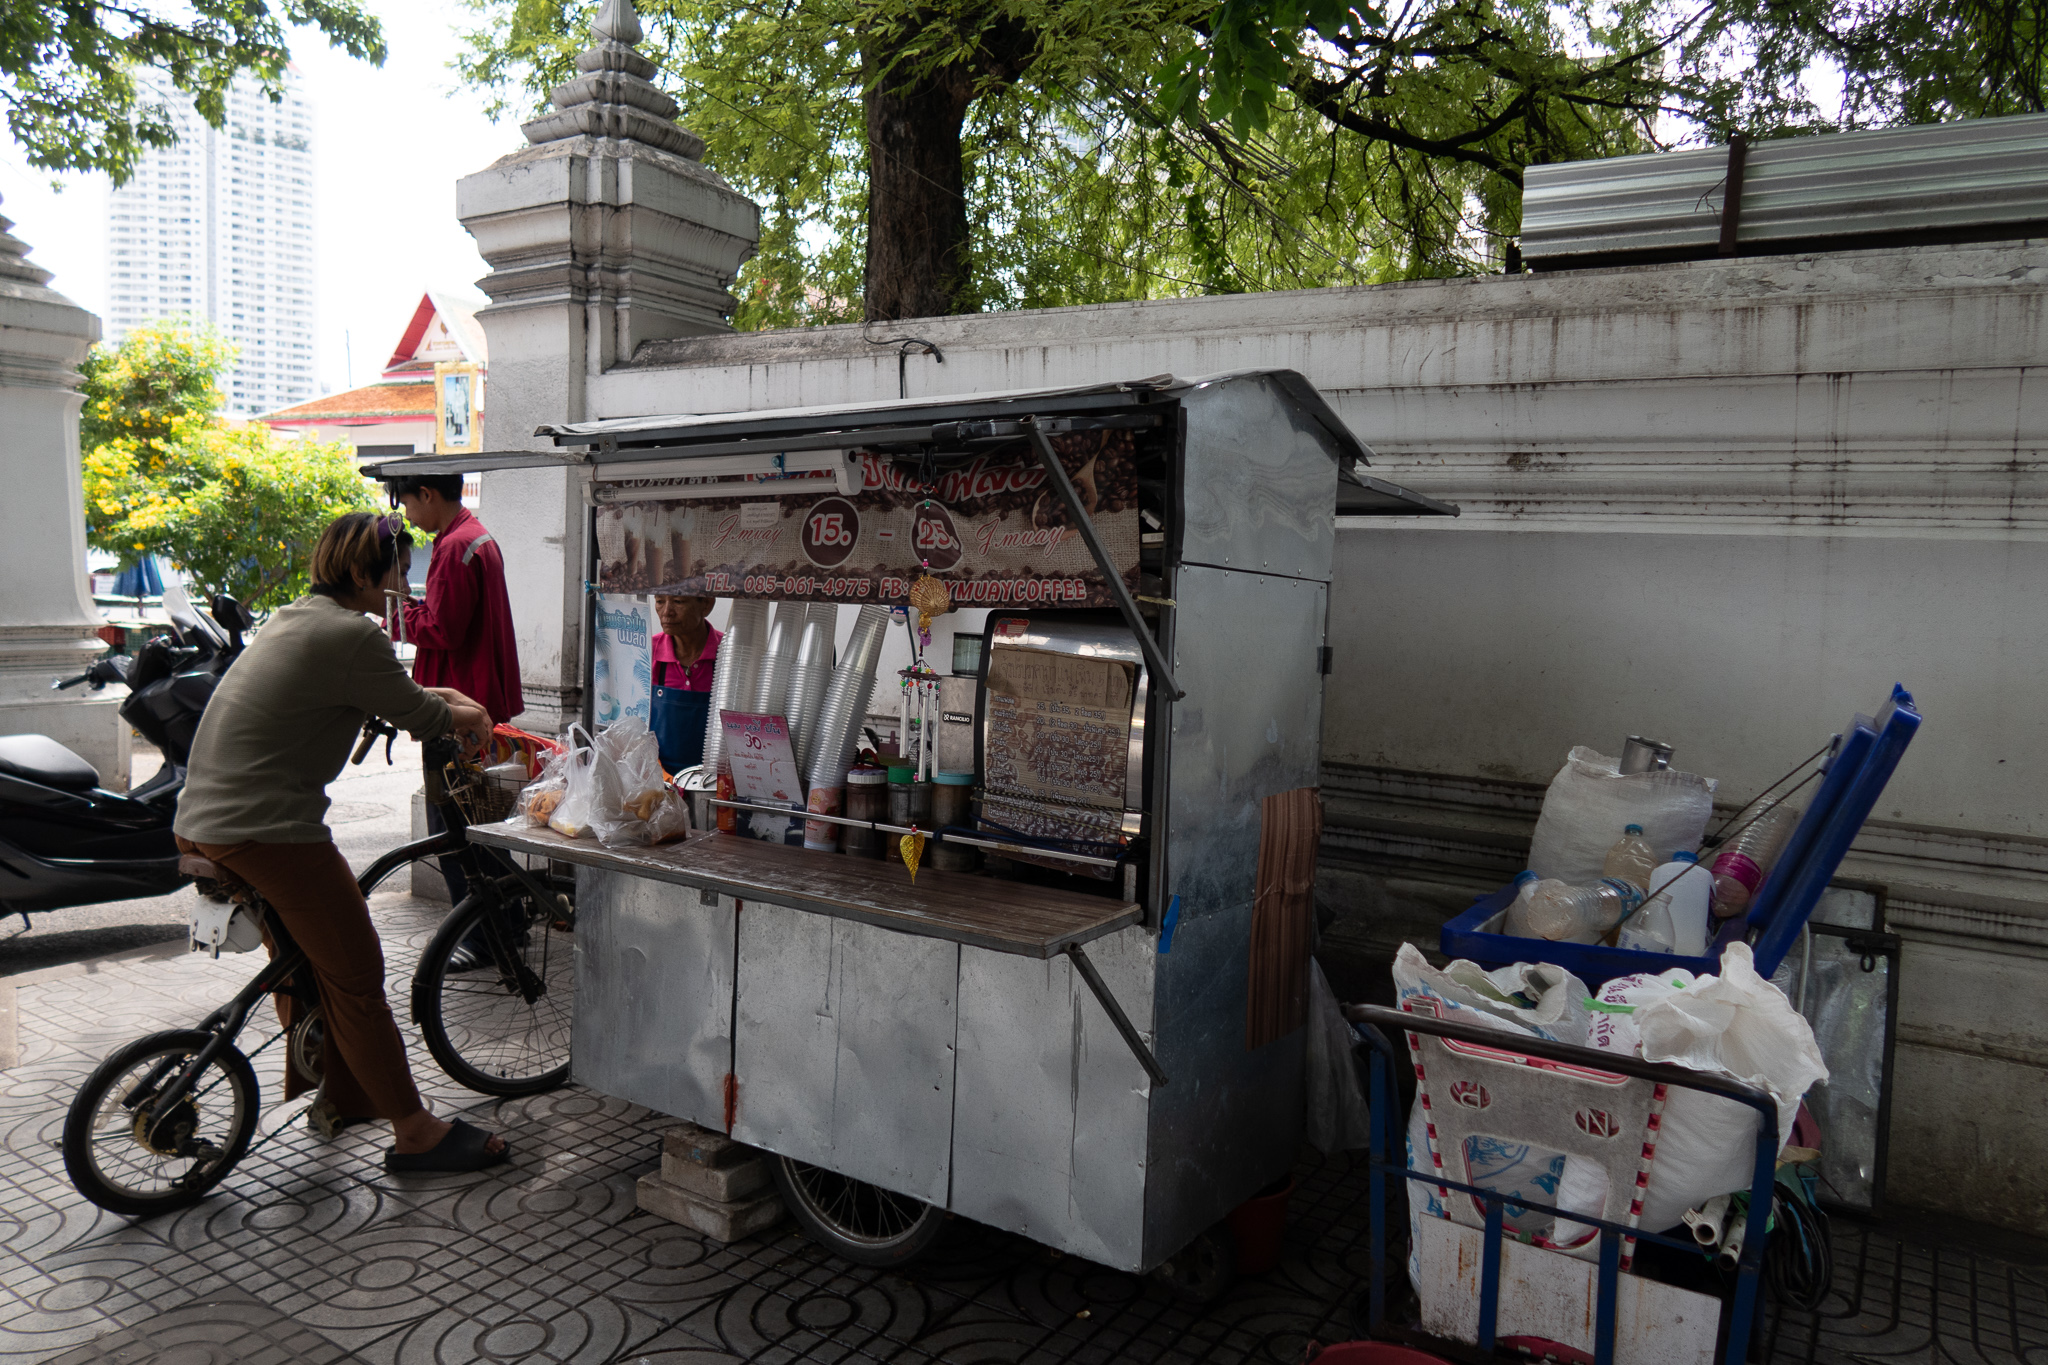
[383,1118,510,1173]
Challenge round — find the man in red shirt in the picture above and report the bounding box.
[385,473,522,948]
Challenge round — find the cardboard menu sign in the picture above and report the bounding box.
[719,711,803,844]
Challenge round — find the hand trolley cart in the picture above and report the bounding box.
[1351,1004,1782,1365]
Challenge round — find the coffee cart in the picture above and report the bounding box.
[381,370,1455,1274]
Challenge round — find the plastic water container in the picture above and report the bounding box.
[1617,892,1676,953]
[1509,877,1644,943]
[1710,803,1801,918]
[1601,823,1658,890]
[1644,851,1713,955]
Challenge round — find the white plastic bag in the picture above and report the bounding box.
[1392,945,1604,1259]
[1527,746,1717,885]
[1586,943,1826,1231]
[1392,943,1591,1044]
[547,724,597,839]
[589,717,693,847]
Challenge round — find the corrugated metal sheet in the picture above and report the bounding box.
[1523,112,2048,263]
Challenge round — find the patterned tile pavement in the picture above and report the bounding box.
[3,891,2045,1365]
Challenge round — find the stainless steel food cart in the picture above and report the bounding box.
[382,369,1455,1274]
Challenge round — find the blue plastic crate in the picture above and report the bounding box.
[1441,685,1921,988]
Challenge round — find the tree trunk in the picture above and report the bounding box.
[862,42,975,322]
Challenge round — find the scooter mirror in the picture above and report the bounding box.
[209,595,254,652]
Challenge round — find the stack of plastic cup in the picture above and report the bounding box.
[748,602,800,721]
[802,605,889,791]
[783,603,837,767]
[700,599,767,780]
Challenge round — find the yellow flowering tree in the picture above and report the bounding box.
[80,320,376,612]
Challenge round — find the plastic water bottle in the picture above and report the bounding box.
[1709,804,1801,918]
[1626,851,1713,955]
[1617,893,1676,953]
[1513,877,1644,943]
[1500,870,1540,937]
[1602,823,1659,891]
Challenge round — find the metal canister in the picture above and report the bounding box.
[843,768,888,858]
[1619,736,1675,775]
[930,772,977,872]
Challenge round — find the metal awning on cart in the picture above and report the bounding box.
[362,369,1460,520]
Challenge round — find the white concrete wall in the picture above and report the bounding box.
[494,238,2048,1231]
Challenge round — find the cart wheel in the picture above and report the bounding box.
[772,1155,946,1267]
[1154,1224,1235,1304]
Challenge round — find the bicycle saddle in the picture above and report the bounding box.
[178,854,249,891]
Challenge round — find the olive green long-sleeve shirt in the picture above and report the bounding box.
[175,593,452,845]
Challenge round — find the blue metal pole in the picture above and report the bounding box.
[1722,1116,1779,1363]
[1368,1042,1391,1332]
[1595,1229,1621,1365]
[1478,1197,1504,1350]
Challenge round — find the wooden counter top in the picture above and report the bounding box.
[468,821,1142,958]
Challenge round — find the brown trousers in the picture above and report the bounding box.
[177,837,424,1121]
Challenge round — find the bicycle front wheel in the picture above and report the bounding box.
[412,887,574,1096]
[62,1029,259,1217]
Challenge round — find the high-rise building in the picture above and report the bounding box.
[104,75,316,417]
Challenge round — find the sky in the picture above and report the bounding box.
[0,0,534,395]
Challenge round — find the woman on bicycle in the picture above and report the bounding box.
[174,511,510,1173]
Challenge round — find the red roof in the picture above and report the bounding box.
[262,382,438,423]
[384,291,486,377]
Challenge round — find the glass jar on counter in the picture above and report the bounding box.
[887,765,931,829]
[842,767,889,858]
[930,772,977,872]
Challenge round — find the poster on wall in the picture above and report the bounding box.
[593,431,1140,608]
[591,594,653,727]
[435,361,483,455]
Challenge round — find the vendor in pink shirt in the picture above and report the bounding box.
[650,592,723,774]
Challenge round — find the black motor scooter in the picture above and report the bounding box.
[0,592,253,922]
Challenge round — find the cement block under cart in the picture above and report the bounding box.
[636,1122,783,1241]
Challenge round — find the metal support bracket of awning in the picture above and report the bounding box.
[1064,942,1169,1087]
[1022,416,1186,702]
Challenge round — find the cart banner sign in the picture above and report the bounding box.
[594,433,1139,607]
[591,594,653,727]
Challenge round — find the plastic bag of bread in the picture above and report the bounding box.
[517,747,572,828]
[589,717,693,847]
[546,725,598,839]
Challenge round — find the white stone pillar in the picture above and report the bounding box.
[0,206,126,787]
[457,0,760,733]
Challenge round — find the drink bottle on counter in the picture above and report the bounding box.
[1508,875,1645,943]
[1620,850,1713,955]
[1602,824,1659,890]
[1709,804,1801,918]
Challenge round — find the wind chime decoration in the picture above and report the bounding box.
[900,829,925,883]
[899,453,956,788]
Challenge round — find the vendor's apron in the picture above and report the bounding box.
[651,681,711,774]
